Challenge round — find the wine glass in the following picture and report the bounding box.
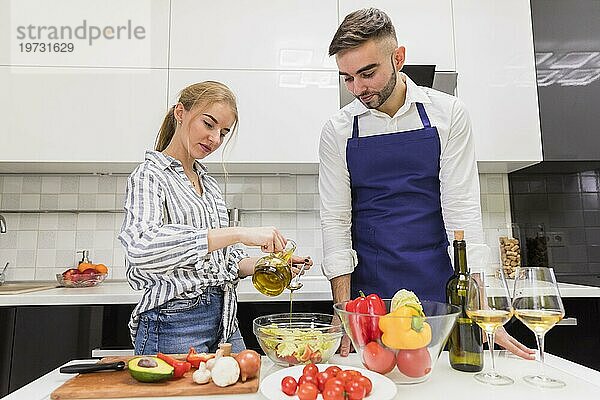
[513,267,565,388]
[466,267,514,385]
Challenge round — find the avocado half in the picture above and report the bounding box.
[128,357,174,383]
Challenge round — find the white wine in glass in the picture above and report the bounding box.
[513,267,565,388]
[466,268,514,386]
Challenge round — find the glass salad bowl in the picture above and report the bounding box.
[253,313,343,366]
[333,300,459,384]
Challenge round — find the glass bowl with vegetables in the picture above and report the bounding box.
[253,313,343,366]
[333,290,460,384]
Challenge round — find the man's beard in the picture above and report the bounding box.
[357,66,397,109]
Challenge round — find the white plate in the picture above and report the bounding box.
[260,363,397,400]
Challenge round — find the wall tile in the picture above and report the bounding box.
[241,194,261,209]
[587,246,600,263]
[96,214,116,230]
[98,176,117,193]
[18,214,38,230]
[487,194,505,212]
[3,177,23,193]
[0,232,18,249]
[16,249,36,267]
[261,177,281,194]
[8,267,35,280]
[580,174,598,192]
[582,193,600,210]
[41,177,61,193]
[585,228,600,245]
[77,214,96,230]
[297,176,318,194]
[35,249,56,267]
[563,174,581,193]
[40,194,59,210]
[39,214,59,230]
[17,231,37,249]
[78,194,97,209]
[79,176,99,193]
[94,231,116,249]
[528,179,546,193]
[97,194,116,209]
[59,214,78,230]
[58,194,78,209]
[76,231,94,248]
[56,231,76,250]
[545,176,562,193]
[1,194,20,209]
[22,177,41,193]
[60,177,79,193]
[21,194,40,209]
[116,176,128,194]
[584,211,600,227]
[37,231,56,249]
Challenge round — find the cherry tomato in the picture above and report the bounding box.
[316,370,332,392]
[336,370,352,383]
[280,376,297,396]
[346,379,367,400]
[298,374,318,387]
[303,363,319,377]
[325,365,342,377]
[356,375,373,395]
[324,377,345,390]
[396,347,432,378]
[362,341,396,374]
[297,382,319,400]
[322,385,345,400]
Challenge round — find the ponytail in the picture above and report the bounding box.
[155,105,177,151]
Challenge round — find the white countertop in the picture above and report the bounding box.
[1,278,600,307]
[1,278,599,307]
[0,277,333,307]
[4,351,599,400]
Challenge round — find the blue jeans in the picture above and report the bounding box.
[134,286,246,355]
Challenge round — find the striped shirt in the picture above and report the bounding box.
[118,150,248,345]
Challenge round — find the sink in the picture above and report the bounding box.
[0,282,57,295]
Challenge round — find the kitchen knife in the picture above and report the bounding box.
[60,361,126,374]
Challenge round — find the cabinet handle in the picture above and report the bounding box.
[556,317,577,326]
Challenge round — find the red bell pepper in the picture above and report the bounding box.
[156,352,191,378]
[186,347,215,369]
[345,291,386,347]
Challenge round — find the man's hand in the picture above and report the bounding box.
[492,327,536,360]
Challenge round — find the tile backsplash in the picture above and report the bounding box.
[0,173,509,281]
[509,168,600,286]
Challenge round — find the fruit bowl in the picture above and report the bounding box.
[56,272,107,288]
[333,300,459,384]
[253,313,343,366]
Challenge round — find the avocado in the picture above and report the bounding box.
[128,357,174,383]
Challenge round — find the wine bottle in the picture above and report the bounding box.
[446,230,483,372]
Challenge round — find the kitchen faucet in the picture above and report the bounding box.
[0,215,6,234]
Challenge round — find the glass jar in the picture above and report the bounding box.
[252,239,297,296]
[497,223,522,279]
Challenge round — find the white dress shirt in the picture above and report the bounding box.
[319,73,487,281]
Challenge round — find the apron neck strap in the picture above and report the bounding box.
[415,103,431,128]
[352,115,360,138]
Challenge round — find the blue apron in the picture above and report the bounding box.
[346,102,452,302]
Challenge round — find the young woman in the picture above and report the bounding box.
[119,81,312,355]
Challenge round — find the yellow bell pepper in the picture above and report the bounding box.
[378,304,432,349]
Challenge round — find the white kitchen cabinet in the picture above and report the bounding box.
[170,0,338,71]
[0,0,169,68]
[169,69,339,165]
[337,0,455,71]
[0,67,167,170]
[453,0,542,172]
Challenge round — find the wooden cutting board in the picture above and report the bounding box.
[51,355,260,399]
[0,283,56,294]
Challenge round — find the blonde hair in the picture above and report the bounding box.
[155,81,239,152]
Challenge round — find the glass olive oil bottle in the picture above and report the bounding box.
[446,230,483,372]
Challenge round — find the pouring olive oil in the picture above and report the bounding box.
[252,240,297,297]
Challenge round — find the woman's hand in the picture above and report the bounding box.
[238,226,286,253]
[291,256,313,277]
[489,326,536,360]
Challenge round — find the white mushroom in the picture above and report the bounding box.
[192,362,211,385]
[210,356,240,387]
